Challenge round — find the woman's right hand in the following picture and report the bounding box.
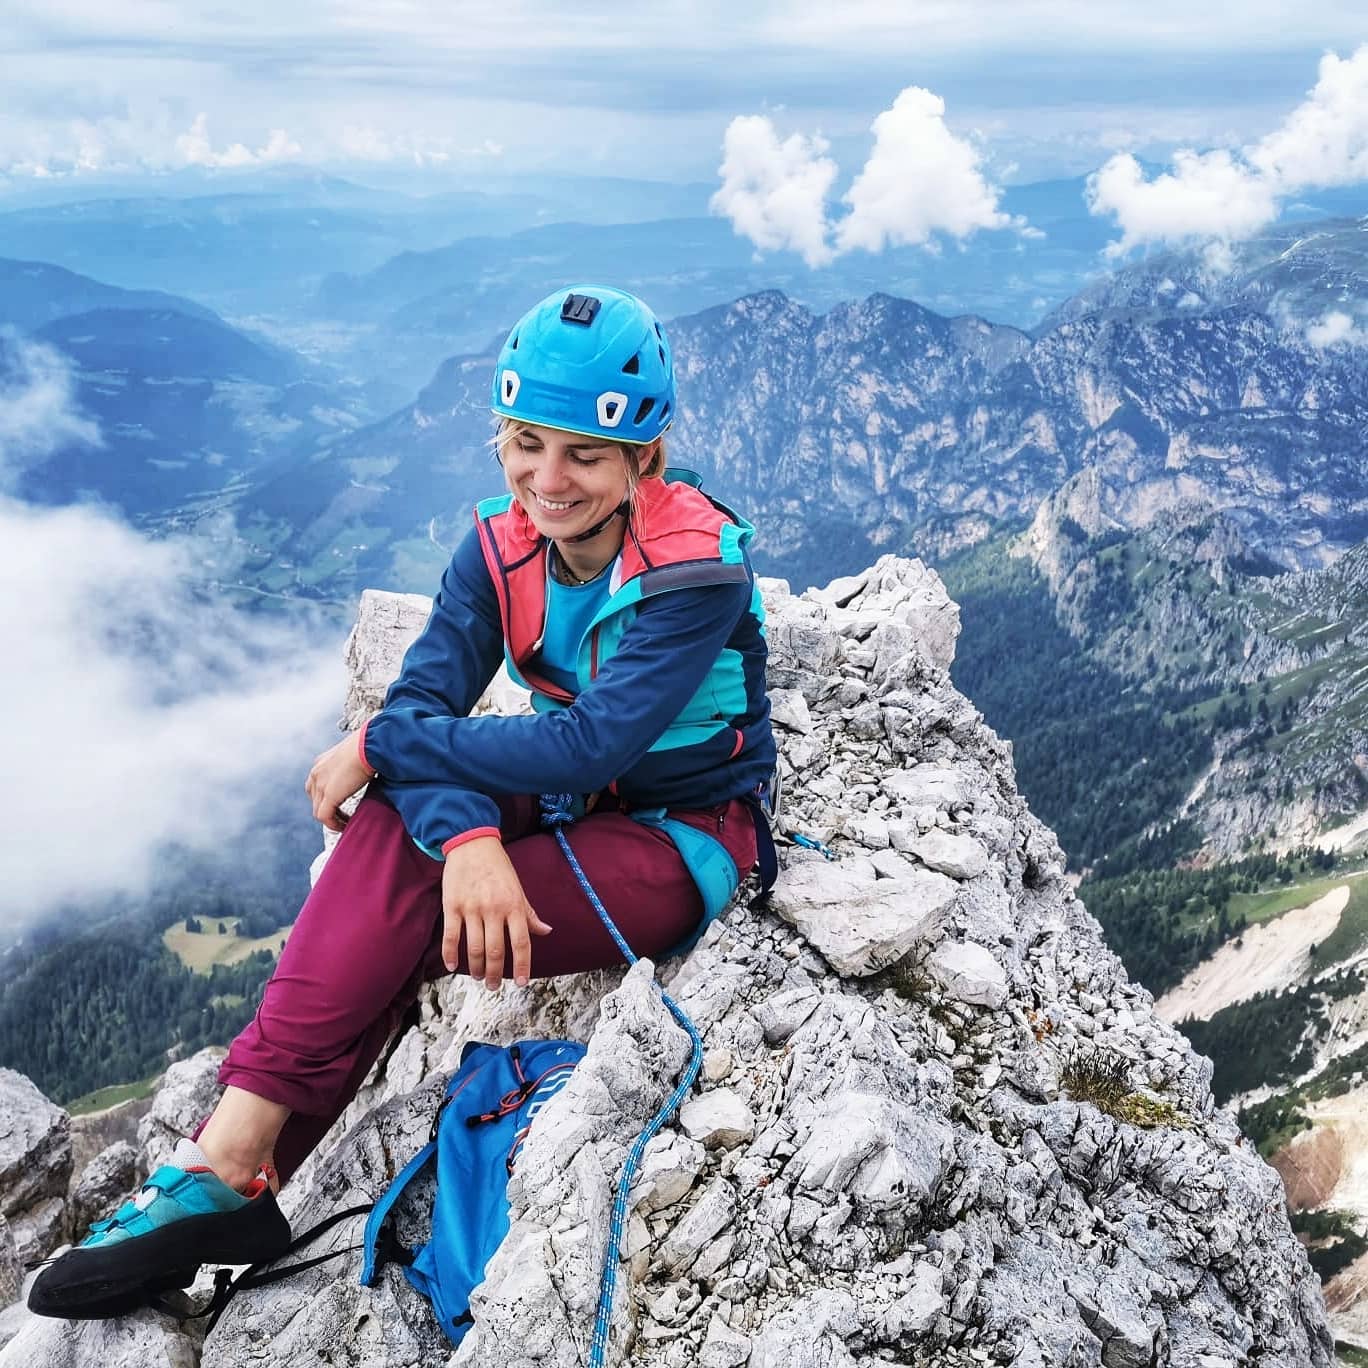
[441,837,553,989]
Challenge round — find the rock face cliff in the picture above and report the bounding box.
[1019,484,1368,857]
[2,557,1332,1367]
[238,224,1368,603]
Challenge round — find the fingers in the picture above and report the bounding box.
[528,904,554,936]
[442,910,464,975]
[507,912,532,988]
[464,912,486,983]
[482,910,505,990]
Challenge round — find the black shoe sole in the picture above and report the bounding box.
[28,1188,291,1321]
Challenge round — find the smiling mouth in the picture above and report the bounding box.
[532,492,582,512]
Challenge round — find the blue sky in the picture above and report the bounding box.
[2,2,1365,188]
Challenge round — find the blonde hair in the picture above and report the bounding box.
[494,419,665,510]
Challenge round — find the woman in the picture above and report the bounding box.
[31,285,776,1319]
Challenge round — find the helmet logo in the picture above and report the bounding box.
[596,391,627,428]
[561,293,601,326]
[500,370,521,405]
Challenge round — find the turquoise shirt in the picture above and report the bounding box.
[537,561,614,694]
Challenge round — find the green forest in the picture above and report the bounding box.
[0,926,276,1103]
[1180,965,1362,1105]
[0,812,314,1103]
[1076,848,1339,996]
[939,537,1217,869]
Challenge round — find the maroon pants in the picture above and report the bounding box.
[218,792,757,1182]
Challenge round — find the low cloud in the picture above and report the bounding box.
[174,114,302,170]
[712,86,1025,267]
[1306,310,1368,348]
[0,333,102,487]
[0,340,343,925]
[1088,45,1368,256]
[336,125,502,165]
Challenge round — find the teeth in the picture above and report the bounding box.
[534,493,578,511]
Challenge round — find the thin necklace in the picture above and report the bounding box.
[553,547,611,587]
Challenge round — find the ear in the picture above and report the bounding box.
[635,440,660,477]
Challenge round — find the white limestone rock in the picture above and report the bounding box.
[767,687,814,735]
[907,828,990,879]
[8,1196,65,1268]
[678,1090,756,1151]
[793,1092,954,1214]
[883,763,971,811]
[69,1141,138,1238]
[632,1132,706,1213]
[340,588,438,729]
[928,940,1010,1009]
[0,1305,200,1368]
[699,1311,751,1368]
[69,1094,152,1182]
[0,1216,18,1312]
[877,1259,946,1338]
[454,961,694,1364]
[0,1071,70,1268]
[768,855,958,977]
[136,1048,225,1174]
[658,1177,736,1274]
[748,1290,860,1368]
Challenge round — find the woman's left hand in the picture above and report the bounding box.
[305,735,373,831]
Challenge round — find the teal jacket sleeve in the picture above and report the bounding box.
[361,577,752,800]
[363,526,506,856]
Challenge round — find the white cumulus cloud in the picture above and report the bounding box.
[1087,149,1280,257]
[0,339,343,925]
[1089,44,1368,256]
[710,115,839,268]
[175,113,303,169]
[712,87,1024,267]
[836,87,1019,253]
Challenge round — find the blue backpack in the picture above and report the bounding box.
[360,1038,586,1343]
[197,1038,585,1343]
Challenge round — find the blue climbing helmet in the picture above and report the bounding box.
[490,285,675,444]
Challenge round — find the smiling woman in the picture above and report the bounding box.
[29,283,778,1322]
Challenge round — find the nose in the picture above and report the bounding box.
[535,451,573,493]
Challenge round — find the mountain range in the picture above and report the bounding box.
[214,217,1368,606]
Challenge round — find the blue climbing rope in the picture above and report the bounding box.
[539,794,704,1368]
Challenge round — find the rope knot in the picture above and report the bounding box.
[538,793,576,828]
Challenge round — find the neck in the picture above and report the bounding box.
[554,523,626,584]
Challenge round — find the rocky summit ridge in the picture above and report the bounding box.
[1,556,1331,1367]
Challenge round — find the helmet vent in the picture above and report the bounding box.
[500,370,521,405]
[657,345,666,366]
[633,397,655,425]
[596,391,627,428]
[621,353,640,375]
[659,401,671,422]
[510,333,519,350]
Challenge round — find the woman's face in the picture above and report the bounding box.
[503,423,640,542]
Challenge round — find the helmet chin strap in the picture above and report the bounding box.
[564,499,629,544]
